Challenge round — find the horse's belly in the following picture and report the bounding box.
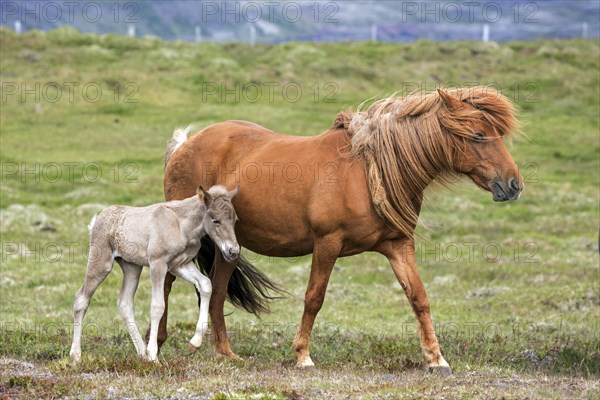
[236,220,313,257]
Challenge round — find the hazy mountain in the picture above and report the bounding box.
[1,0,598,42]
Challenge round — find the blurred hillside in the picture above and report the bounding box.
[1,0,599,43]
[1,26,598,208]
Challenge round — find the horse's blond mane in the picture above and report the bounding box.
[342,86,519,238]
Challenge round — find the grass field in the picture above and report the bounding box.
[1,27,599,399]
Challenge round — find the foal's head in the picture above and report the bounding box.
[436,87,523,201]
[198,185,240,262]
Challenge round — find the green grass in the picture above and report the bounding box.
[1,27,599,398]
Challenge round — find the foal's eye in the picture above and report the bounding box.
[474,133,486,142]
[211,218,221,225]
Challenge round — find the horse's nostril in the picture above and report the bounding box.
[509,178,520,192]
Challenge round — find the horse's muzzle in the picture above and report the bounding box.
[492,178,523,201]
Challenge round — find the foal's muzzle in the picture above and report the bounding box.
[221,242,240,263]
[492,177,523,201]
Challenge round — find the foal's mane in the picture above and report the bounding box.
[336,86,519,238]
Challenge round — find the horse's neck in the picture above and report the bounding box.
[314,127,352,149]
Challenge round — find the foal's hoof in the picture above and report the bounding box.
[428,365,452,376]
[146,354,160,363]
[187,343,199,354]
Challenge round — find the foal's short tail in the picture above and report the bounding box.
[87,215,97,235]
[196,236,287,315]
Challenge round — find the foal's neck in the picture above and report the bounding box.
[170,196,206,239]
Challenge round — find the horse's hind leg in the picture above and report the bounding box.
[70,244,114,362]
[170,261,212,350]
[116,259,145,358]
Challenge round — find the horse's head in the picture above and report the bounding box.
[437,88,523,202]
[198,185,240,262]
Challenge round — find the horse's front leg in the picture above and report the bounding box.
[293,237,341,368]
[209,251,240,359]
[147,260,169,362]
[380,238,451,375]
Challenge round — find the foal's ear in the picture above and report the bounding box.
[197,186,212,207]
[437,88,462,110]
[228,184,240,199]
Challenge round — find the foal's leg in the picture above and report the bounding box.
[151,272,176,352]
[70,246,114,362]
[208,251,240,359]
[170,261,212,350]
[380,238,451,375]
[147,260,169,361]
[293,238,341,368]
[116,259,146,358]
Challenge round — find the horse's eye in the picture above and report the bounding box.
[474,133,485,142]
[211,218,220,225]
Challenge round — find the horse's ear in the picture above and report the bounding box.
[228,184,240,199]
[437,88,462,110]
[197,186,212,207]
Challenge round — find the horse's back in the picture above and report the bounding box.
[165,120,316,198]
[201,120,278,142]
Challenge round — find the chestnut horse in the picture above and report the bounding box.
[156,87,522,374]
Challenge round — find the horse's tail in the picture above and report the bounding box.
[164,125,197,167]
[196,236,287,315]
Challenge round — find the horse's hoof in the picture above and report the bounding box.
[428,366,452,376]
[295,356,316,369]
[296,363,316,370]
[216,351,242,361]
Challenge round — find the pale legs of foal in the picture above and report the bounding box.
[151,262,223,357]
[382,238,451,373]
[146,261,168,361]
[170,261,212,349]
[70,248,114,362]
[116,259,146,358]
